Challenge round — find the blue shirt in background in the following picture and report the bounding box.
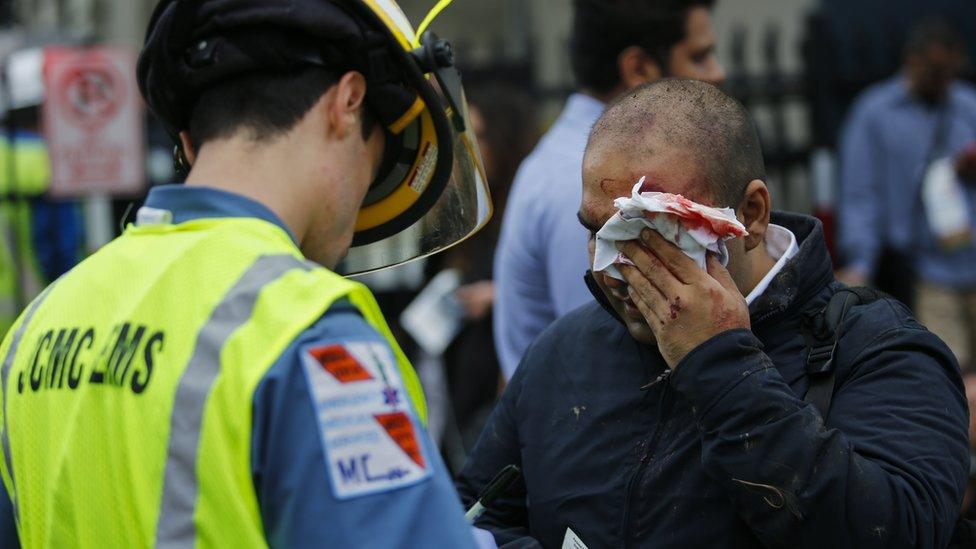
[839,74,976,288]
[492,93,604,379]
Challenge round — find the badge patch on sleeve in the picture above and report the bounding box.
[302,340,431,499]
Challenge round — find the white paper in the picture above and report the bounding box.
[400,269,464,356]
[561,527,590,549]
[300,341,431,500]
[922,157,972,245]
[593,178,748,281]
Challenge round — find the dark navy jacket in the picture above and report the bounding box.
[457,213,970,548]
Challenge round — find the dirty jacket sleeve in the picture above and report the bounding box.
[669,302,969,549]
[457,352,544,549]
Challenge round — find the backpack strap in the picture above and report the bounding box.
[800,287,887,419]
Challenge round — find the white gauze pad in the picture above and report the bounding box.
[593,177,748,281]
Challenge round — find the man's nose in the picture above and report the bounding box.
[707,60,727,86]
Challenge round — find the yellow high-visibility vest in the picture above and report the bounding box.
[0,214,426,547]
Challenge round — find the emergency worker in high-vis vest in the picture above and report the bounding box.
[0,0,493,547]
[0,46,84,340]
[0,132,49,339]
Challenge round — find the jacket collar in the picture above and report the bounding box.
[584,212,835,325]
[749,212,834,323]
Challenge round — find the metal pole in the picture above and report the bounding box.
[84,193,112,252]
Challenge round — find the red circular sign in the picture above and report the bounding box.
[56,61,125,130]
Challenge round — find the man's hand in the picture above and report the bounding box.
[616,229,750,369]
[455,281,494,321]
[834,268,868,287]
[956,141,976,182]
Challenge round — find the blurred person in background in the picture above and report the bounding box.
[0,51,83,340]
[437,84,536,456]
[0,135,84,335]
[492,0,725,380]
[837,18,976,370]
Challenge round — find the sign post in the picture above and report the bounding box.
[42,45,144,248]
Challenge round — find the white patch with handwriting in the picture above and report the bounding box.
[302,340,430,499]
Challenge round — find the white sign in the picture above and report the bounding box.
[42,46,145,197]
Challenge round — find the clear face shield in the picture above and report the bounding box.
[337,121,491,276]
[335,2,492,276]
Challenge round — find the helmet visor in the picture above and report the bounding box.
[336,112,491,276]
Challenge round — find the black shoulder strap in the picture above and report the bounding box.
[802,287,976,547]
[800,287,887,419]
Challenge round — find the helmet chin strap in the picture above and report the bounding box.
[173,144,191,180]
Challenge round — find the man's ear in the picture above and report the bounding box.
[618,46,663,90]
[326,71,368,140]
[739,179,771,252]
[178,131,196,164]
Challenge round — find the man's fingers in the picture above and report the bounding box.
[705,253,739,294]
[616,240,684,296]
[618,265,668,324]
[640,229,699,284]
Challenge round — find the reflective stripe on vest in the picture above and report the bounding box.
[0,284,55,523]
[155,254,309,546]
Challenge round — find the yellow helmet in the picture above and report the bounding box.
[137,0,491,274]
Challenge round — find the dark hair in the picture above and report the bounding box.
[905,16,964,56]
[188,66,340,146]
[589,78,764,207]
[570,0,716,94]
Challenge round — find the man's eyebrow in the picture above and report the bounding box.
[577,211,601,233]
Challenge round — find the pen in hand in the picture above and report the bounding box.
[465,465,522,523]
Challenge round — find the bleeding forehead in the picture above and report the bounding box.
[581,146,713,223]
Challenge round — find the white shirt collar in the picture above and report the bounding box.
[745,224,799,305]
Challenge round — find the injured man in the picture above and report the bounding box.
[456,79,970,549]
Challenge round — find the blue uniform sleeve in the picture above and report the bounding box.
[250,300,478,548]
[838,97,884,277]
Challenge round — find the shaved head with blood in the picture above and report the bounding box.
[579,78,776,344]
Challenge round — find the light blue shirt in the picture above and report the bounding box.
[493,94,605,379]
[838,74,976,288]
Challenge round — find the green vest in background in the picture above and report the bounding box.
[0,134,50,340]
[0,215,427,548]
